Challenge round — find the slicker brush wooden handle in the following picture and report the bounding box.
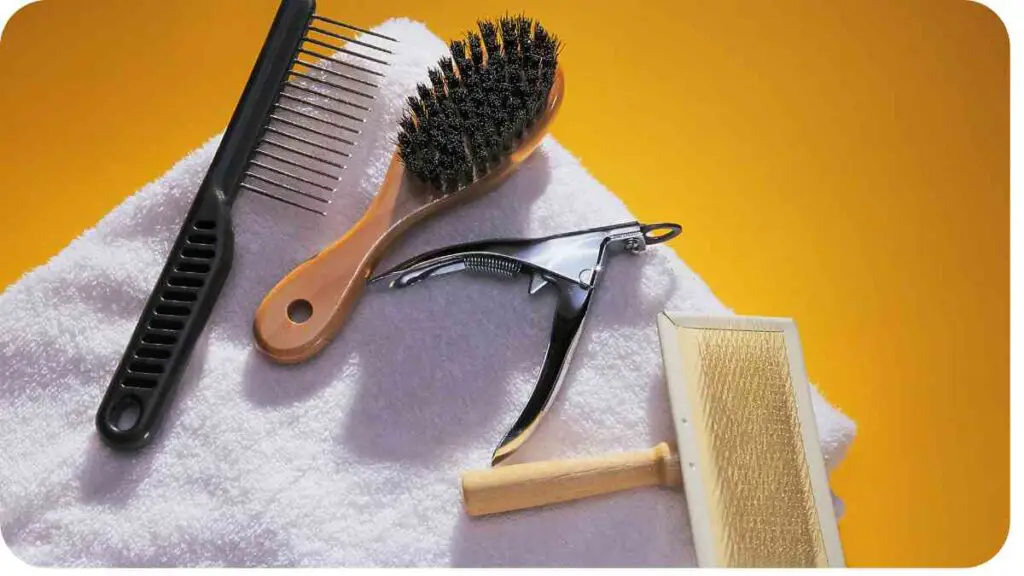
[460,442,682,517]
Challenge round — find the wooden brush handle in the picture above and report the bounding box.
[252,156,420,363]
[461,442,682,517]
[252,152,523,364]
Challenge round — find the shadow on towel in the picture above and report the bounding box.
[336,278,557,464]
[448,475,695,567]
[445,260,687,567]
[76,328,213,506]
[475,253,681,469]
[447,369,693,568]
[336,241,677,469]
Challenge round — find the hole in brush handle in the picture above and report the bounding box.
[253,158,413,363]
[96,191,234,450]
[253,217,383,363]
[287,299,313,323]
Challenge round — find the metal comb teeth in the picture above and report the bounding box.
[241,14,398,216]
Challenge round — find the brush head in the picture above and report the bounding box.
[396,15,561,194]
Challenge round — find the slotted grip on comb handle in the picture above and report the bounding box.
[96,0,317,449]
[96,189,233,449]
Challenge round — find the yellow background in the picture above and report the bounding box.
[0,0,1008,567]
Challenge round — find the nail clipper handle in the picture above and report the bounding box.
[493,282,593,465]
[97,186,234,450]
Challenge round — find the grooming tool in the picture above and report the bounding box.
[253,16,565,364]
[370,221,683,465]
[460,314,845,568]
[96,0,396,450]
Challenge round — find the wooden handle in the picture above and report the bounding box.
[461,442,682,517]
[253,69,566,364]
[252,156,423,363]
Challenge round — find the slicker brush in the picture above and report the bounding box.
[254,15,565,363]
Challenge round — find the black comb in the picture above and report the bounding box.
[96,0,397,449]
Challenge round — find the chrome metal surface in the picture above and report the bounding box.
[369,221,683,465]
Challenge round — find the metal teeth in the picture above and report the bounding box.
[242,12,398,216]
[261,139,347,168]
[282,80,371,112]
[277,92,366,125]
[244,171,330,204]
[296,47,385,78]
[311,15,399,43]
[302,36,390,66]
[307,25,394,55]
[249,160,333,192]
[268,114,356,146]
[240,183,327,216]
[289,70,375,100]
[263,125,348,156]
[253,148,338,179]
[292,58,379,89]
[273,101,361,134]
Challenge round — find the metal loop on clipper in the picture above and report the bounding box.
[640,223,683,245]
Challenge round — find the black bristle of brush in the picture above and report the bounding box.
[396,15,561,194]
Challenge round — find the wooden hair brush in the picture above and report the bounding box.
[254,16,565,363]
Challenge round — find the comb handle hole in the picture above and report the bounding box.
[108,396,142,432]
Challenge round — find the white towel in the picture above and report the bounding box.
[0,19,855,567]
